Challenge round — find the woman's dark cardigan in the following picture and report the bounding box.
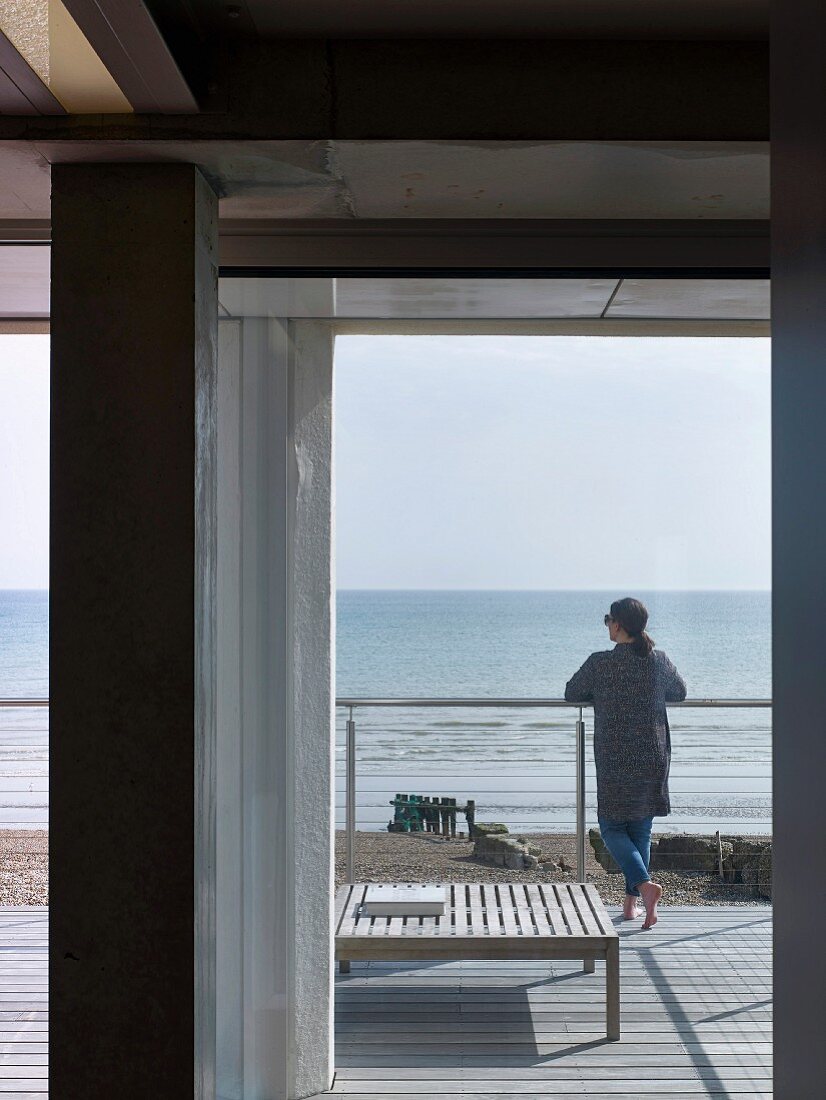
[564,644,687,821]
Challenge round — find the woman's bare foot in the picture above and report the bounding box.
[622,894,642,920]
[638,880,662,930]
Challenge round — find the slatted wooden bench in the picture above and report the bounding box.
[335,881,620,1039]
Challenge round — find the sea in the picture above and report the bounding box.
[334,590,771,835]
[0,589,771,834]
[0,590,49,831]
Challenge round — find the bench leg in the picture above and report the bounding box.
[606,939,620,1040]
[583,958,595,973]
[339,960,350,974]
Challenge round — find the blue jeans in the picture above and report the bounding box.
[598,816,653,897]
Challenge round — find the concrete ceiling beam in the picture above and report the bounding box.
[0,140,770,224]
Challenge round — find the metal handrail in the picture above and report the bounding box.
[335,696,772,883]
[336,696,771,708]
[1,695,774,704]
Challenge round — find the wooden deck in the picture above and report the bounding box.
[332,906,772,1099]
[0,909,47,1099]
[0,906,771,1098]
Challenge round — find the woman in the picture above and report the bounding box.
[564,597,686,929]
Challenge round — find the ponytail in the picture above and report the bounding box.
[610,597,655,657]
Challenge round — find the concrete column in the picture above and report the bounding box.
[773,3,826,1094]
[216,315,334,1100]
[50,165,218,1099]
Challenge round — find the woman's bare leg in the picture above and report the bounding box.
[622,894,642,920]
[638,880,663,929]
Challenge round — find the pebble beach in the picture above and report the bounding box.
[335,829,770,906]
[0,830,47,906]
[0,828,769,908]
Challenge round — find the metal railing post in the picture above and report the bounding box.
[346,706,356,882]
[575,707,586,882]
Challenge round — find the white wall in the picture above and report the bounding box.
[216,315,335,1100]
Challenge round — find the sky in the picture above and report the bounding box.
[0,332,771,591]
[334,335,771,591]
[0,336,49,589]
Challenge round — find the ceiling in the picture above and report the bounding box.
[0,0,770,119]
[147,0,769,42]
[0,4,771,333]
[0,0,196,113]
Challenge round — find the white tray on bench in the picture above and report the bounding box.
[363,884,447,916]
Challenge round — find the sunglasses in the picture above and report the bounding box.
[604,614,614,625]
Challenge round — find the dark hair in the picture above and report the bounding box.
[610,597,655,657]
